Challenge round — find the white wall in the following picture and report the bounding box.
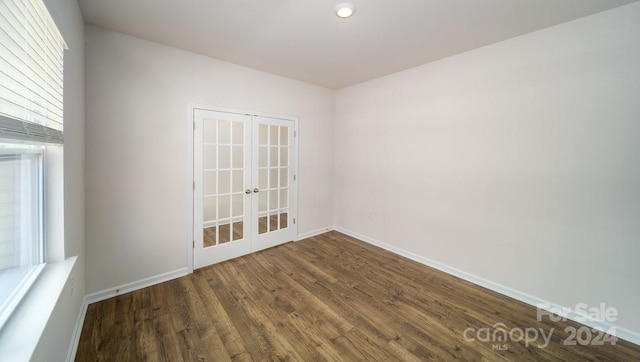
[335,3,640,334]
[84,26,335,294]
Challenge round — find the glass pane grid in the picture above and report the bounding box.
[256,124,292,235]
[203,118,245,248]
[205,120,291,239]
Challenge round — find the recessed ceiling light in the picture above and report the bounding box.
[335,3,355,18]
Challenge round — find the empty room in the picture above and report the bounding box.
[0,0,639,360]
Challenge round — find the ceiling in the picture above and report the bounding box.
[77,0,638,90]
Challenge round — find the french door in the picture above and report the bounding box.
[193,108,297,269]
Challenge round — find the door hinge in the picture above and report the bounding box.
[293,218,296,225]
[293,174,296,181]
[192,240,195,248]
[294,130,297,137]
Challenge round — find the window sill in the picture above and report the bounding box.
[0,256,77,360]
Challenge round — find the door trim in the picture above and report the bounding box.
[187,104,299,271]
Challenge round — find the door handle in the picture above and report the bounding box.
[245,189,251,195]
[253,188,259,193]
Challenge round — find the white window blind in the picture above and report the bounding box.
[0,0,66,144]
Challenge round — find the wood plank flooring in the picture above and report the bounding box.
[76,231,640,361]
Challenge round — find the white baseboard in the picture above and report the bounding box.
[334,226,640,346]
[85,267,190,304]
[66,296,88,362]
[296,225,336,240]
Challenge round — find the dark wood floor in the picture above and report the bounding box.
[76,231,640,361]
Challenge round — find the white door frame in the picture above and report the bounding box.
[187,104,299,271]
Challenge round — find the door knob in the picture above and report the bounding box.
[245,189,251,195]
[253,188,259,193]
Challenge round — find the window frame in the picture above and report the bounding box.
[0,144,46,330]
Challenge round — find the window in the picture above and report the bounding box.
[0,0,65,329]
[0,146,44,327]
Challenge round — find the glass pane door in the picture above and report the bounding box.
[194,110,251,268]
[193,109,296,269]
[202,116,246,246]
[252,116,296,250]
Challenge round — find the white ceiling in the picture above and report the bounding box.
[77,0,638,89]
